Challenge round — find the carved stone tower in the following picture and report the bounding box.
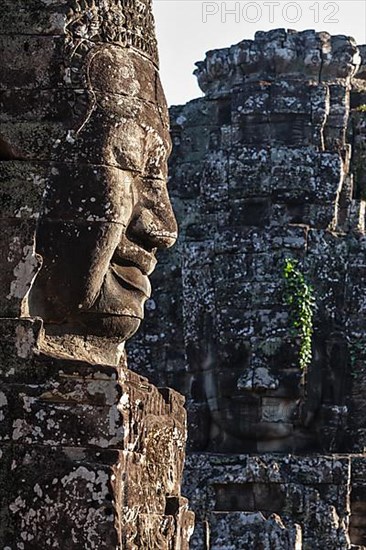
[128,29,366,549]
[0,1,193,547]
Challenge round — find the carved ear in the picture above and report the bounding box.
[0,136,25,160]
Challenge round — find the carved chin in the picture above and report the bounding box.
[89,269,149,318]
[78,313,142,339]
[82,269,148,338]
[30,263,148,339]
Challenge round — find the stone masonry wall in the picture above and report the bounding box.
[0,318,194,548]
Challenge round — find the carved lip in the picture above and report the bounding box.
[113,248,157,276]
[110,263,152,298]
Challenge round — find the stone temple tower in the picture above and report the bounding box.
[128,29,366,549]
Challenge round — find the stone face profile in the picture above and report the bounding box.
[1,0,177,363]
[29,43,177,344]
[127,29,366,548]
[0,1,192,547]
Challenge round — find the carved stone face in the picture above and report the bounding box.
[205,370,305,454]
[29,46,177,340]
[197,334,308,453]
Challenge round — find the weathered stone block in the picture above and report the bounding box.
[0,0,69,35]
[0,444,120,549]
[0,219,41,317]
[0,121,68,160]
[183,454,352,549]
[0,321,193,547]
[231,83,271,119]
[0,161,47,219]
[209,511,301,550]
[0,89,87,123]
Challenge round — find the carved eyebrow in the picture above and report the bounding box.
[142,134,169,174]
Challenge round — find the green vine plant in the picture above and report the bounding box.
[283,258,315,371]
[356,104,366,113]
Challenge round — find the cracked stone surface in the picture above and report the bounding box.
[0,319,194,548]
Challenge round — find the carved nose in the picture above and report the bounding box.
[237,367,279,392]
[126,195,178,250]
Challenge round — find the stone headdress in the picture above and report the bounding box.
[62,0,167,134]
[65,0,159,67]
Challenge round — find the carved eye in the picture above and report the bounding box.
[140,178,166,211]
[144,144,169,179]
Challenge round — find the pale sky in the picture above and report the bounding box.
[153,0,366,106]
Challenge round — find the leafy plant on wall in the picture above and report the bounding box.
[283,258,315,371]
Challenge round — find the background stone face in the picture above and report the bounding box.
[127,29,366,547]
